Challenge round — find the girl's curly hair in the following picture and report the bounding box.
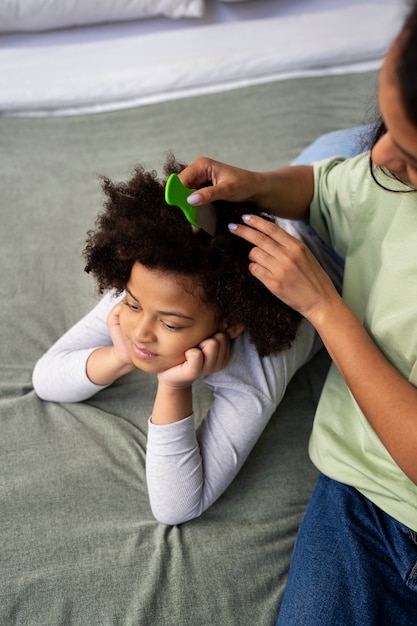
[84,154,302,357]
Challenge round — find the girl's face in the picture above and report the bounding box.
[372,39,417,188]
[119,261,222,374]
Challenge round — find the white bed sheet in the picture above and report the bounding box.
[0,0,407,117]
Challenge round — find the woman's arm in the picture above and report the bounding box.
[179,157,314,221]
[312,296,417,485]
[230,215,417,485]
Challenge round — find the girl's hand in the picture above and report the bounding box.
[229,214,340,325]
[151,332,230,425]
[157,332,230,389]
[86,302,136,386]
[106,302,135,367]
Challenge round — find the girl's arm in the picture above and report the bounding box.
[230,215,417,486]
[32,292,128,402]
[146,320,319,525]
[85,301,137,386]
[151,332,231,425]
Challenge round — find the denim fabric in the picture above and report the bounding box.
[276,474,417,626]
[290,125,374,166]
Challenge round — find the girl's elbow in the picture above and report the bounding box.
[32,359,50,401]
[150,502,202,526]
[152,509,192,526]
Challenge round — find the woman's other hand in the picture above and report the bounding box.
[229,214,339,324]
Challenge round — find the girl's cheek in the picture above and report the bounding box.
[118,306,131,334]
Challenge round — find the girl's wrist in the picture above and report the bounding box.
[109,345,135,372]
[86,346,135,385]
[151,382,193,425]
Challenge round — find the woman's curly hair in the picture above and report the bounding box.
[84,154,302,357]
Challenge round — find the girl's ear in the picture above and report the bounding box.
[221,321,245,339]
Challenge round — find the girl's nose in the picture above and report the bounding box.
[134,317,156,343]
[371,133,407,176]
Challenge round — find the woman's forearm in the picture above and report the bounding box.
[255,165,314,220]
[311,296,417,485]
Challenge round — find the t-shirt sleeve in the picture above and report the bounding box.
[310,154,363,258]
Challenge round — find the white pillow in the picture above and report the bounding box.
[0,0,205,33]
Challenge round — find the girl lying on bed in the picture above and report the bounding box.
[33,154,341,525]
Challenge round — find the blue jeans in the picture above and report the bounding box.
[276,474,417,625]
[290,125,374,166]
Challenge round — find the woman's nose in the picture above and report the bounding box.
[371,133,407,175]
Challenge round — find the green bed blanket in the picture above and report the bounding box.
[0,71,377,626]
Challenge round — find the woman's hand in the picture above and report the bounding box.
[179,157,260,205]
[229,214,340,325]
[179,156,314,220]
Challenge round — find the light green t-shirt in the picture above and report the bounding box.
[309,152,417,531]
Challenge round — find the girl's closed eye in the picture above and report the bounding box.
[162,321,184,332]
[123,296,185,331]
[123,298,141,313]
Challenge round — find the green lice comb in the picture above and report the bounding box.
[165,173,217,236]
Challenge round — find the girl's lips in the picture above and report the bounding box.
[131,343,157,360]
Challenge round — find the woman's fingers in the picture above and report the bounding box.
[228,215,294,281]
[229,214,337,318]
[229,214,292,248]
[179,157,257,206]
